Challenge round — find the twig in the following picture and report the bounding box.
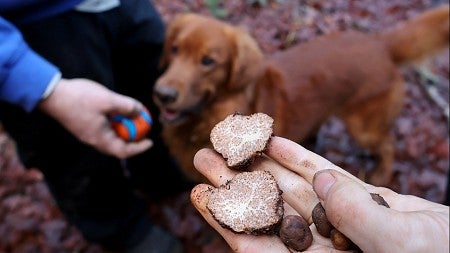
[415,66,450,129]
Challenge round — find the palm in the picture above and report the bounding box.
[222,227,349,253]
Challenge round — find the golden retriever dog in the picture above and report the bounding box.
[153,6,449,185]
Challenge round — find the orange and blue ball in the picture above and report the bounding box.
[111,107,152,142]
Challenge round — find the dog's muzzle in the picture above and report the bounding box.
[154,85,179,105]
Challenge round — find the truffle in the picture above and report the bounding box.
[330,229,352,250]
[312,202,333,238]
[279,215,313,251]
[210,112,274,169]
[207,170,284,234]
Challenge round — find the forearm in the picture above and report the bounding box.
[0,16,60,112]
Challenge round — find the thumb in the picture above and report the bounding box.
[110,93,145,117]
[313,170,395,252]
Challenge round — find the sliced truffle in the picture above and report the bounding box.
[210,112,274,169]
[207,170,284,235]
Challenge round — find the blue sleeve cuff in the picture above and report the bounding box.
[2,47,60,112]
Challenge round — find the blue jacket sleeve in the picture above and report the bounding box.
[0,16,60,112]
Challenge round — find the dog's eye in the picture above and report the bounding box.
[171,46,178,54]
[201,56,215,66]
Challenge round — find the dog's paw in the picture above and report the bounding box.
[368,170,393,187]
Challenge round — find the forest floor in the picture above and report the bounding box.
[0,0,448,252]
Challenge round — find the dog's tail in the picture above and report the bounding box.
[380,5,449,64]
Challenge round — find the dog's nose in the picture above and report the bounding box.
[154,85,178,105]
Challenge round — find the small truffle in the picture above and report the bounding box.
[330,229,352,250]
[207,171,284,235]
[210,112,274,169]
[311,202,333,238]
[279,215,313,251]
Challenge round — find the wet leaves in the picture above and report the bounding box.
[0,0,448,252]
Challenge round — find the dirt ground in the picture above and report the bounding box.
[0,0,448,252]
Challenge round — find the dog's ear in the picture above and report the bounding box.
[159,14,193,69]
[225,27,264,90]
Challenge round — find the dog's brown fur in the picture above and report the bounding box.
[153,6,449,185]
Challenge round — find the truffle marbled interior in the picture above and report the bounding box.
[210,113,274,168]
[207,170,283,234]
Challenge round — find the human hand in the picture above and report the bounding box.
[191,136,449,253]
[38,78,153,159]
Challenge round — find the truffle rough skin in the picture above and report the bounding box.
[279,215,313,251]
[207,170,284,235]
[210,112,274,169]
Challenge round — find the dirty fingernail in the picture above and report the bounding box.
[313,170,336,200]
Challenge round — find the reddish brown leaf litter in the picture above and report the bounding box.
[1,0,448,252]
[0,129,103,253]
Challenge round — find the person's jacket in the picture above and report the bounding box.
[0,0,82,111]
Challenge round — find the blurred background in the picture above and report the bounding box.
[0,0,448,252]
